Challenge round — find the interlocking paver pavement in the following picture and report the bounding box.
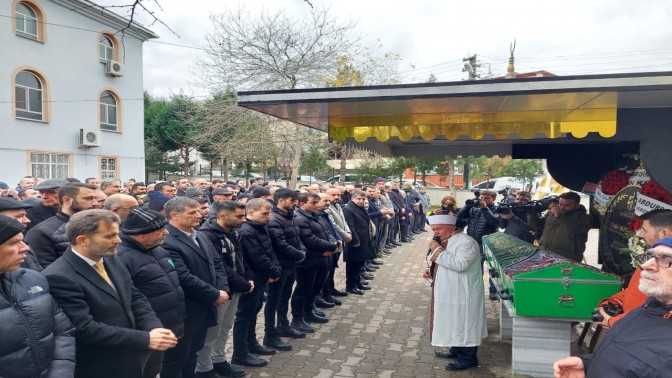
[219,230,594,377]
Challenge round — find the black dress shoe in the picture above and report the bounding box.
[445,360,478,371]
[383,249,393,255]
[213,361,246,377]
[346,287,364,295]
[248,342,277,355]
[323,295,341,306]
[231,354,268,367]
[393,241,403,246]
[263,336,292,351]
[364,266,377,272]
[290,319,315,333]
[314,298,335,308]
[312,307,326,317]
[385,243,395,249]
[195,370,219,378]
[361,273,375,280]
[434,349,456,359]
[400,238,411,242]
[277,324,306,338]
[305,314,329,324]
[330,289,348,297]
[371,259,384,265]
[358,284,372,291]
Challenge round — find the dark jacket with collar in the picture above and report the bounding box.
[24,211,71,268]
[0,268,75,378]
[268,207,306,269]
[388,189,405,214]
[25,202,58,231]
[116,234,186,338]
[43,248,163,378]
[199,219,253,294]
[457,204,499,245]
[343,201,375,263]
[162,223,228,328]
[238,220,281,283]
[538,205,592,262]
[294,208,337,269]
[581,297,672,377]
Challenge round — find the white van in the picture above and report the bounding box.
[471,177,527,193]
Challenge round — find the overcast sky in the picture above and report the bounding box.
[106,0,672,98]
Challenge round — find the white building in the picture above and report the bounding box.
[0,0,157,187]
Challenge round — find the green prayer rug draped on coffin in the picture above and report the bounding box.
[483,233,622,319]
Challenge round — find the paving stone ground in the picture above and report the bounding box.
[220,230,594,378]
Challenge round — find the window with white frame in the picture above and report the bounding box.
[15,2,38,40]
[15,71,43,121]
[30,152,69,179]
[99,91,118,131]
[99,35,114,62]
[100,157,118,179]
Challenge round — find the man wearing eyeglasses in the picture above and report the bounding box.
[554,236,672,377]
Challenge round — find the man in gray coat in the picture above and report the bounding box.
[323,188,352,301]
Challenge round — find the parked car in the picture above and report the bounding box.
[471,177,527,193]
[279,175,320,183]
[327,175,362,184]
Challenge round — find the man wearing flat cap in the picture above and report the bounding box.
[0,198,42,271]
[25,178,67,230]
[423,214,487,372]
[0,215,75,378]
[117,208,186,378]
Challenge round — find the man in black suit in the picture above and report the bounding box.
[162,197,230,378]
[343,191,376,295]
[43,209,178,378]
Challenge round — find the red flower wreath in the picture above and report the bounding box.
[599,169,630,195]
[640,180,672,204]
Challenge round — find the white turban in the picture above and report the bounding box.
[427,214,457,225]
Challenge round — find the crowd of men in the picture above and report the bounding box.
[2,175,670,377]
[0,175,429,378]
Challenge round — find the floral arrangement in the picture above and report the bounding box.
[599,169,631,195]
[640,180,672,204]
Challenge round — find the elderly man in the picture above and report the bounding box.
[43,210,177,378]
[0,198,42,271]
[0,215,75,378]
[553,237,672,377]
[26,179,66,230]
[104,194,139,222]
[538,191,592,262]
[423,214,487,371]
[101,178,122,196]
[343,191,374,295]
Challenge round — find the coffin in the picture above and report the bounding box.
[483,233,622,319]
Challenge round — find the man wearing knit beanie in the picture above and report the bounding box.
[117,208,185,378]
[0,214,76,377]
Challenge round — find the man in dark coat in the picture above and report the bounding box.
[0,197,42,271]
[162,197,230,378]
[267,189,307,343]
[25,183,99,267]
[291,193,339,333]
[232,199,282,367]
[343,191,375,295]
[538,191,592,262]
[0,215,75,378]
[25,179,66,230]
[117,208,186,378]
[198,201,251,378]
[43,210,177,378]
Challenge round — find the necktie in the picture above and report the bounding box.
[93,261,115,288]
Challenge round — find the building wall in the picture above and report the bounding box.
[0,0,148,186]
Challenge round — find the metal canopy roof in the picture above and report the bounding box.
[238,72,672,157]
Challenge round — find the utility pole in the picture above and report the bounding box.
[462,54,480,81]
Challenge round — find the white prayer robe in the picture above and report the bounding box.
[431,233,488,347]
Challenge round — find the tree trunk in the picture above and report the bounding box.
[222,157,229,180]
[339,144,347,182]
[289,125,303,190]
[448,161,456,197]
[181,147,191,177]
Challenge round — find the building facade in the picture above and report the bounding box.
[0,0,157,186]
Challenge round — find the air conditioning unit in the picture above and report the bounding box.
[79,129,101,147]
[105,60,123,77]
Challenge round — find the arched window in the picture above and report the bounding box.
[15,71,43,121]
[15,2,38,40]
[100,91,118,131]
[99,35,115,62]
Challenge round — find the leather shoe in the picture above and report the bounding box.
[361,273,375,280]
[434,349,456,359]
[364,266,377,272]
[277,324,306,338]
[323,295,341,305]
[231,354,268,367]
[263,336,292,351]
[383,249,392,255]
[401,238,411,242]
[445,360,478,371]
[305,314,329,323]
[195,370,219,378]
[489,293,500,301]
[315,298,335,308]
[393,241,402,246]
[312,307,326,317]
[330,289,348,297]
[290,319,315,333]
[358,284,372,291]
[213,361,246,377]
[385,243,395,249]
[248,342,277,355]
[346,287,364,295]
[371,259,384,265]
